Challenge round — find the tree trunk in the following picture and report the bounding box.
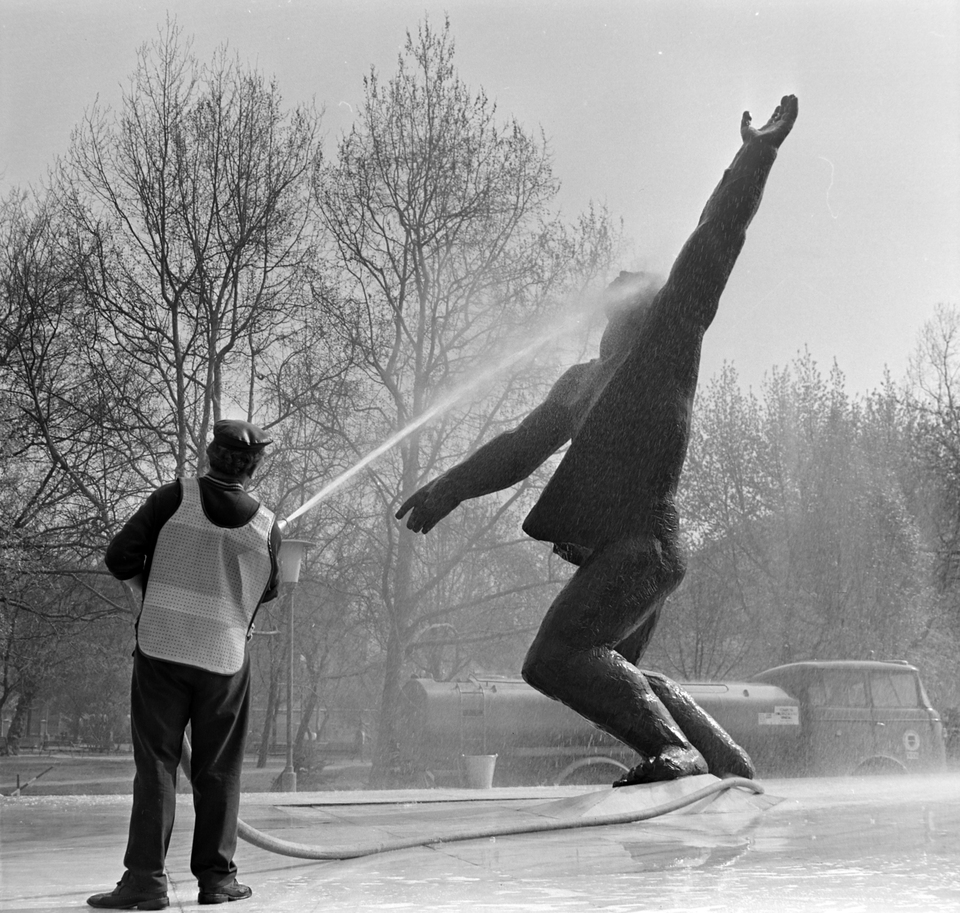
[368,485,418,787]
[5,687,35,754]
[256,667,281,768]
[293,688,324,772]
[369,625,406,787]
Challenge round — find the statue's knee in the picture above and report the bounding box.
[523,641,576,698]
[521,647,555,695]
[655,537,686,592]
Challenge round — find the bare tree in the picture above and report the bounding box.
[909,305,960,589]
[63,19,326,476]
[0,189,139,548]
[1,24,351,755]
[652,352,936,679]
[0,186,142,749]
[313,18,621,784]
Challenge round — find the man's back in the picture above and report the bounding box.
[106,476,280,599]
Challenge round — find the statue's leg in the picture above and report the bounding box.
[616,628,756,779]
[643,673,755,779]
[521,535,707,783]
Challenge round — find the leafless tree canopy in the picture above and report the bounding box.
[2,16,959,771]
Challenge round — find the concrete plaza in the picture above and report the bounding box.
[3,773,960,912]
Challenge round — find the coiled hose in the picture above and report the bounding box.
[180,737,763,861]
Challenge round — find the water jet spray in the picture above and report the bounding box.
[278,299,603,532]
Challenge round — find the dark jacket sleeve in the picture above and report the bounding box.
[105,482,181,585]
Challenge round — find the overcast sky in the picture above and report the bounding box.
[2,0,957,395]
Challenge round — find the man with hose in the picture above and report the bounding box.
[398,95,798,786]
[88,420,282,909]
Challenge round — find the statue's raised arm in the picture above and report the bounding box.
[663,95,799,331]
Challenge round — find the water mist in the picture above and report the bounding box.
[280,295,606,531]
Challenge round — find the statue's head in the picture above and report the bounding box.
[598,271,660,361]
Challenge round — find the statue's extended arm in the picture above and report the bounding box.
[663,95,798,329]
[396,363,592,533]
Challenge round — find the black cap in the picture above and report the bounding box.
[212,419,272,452]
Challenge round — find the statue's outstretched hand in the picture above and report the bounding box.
[741,94,798,148]
[396,476,461,533]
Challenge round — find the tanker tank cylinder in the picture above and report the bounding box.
[398,676,801,785]
[397,677,636,787]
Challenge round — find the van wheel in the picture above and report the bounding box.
[555,757,629,786]
[853,757,906,776]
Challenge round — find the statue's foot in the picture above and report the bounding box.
[612,746,708,787]
[640,671,757,781]
[710,747,756,780]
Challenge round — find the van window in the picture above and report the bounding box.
[812,671,868,707]
[870,671,919,708]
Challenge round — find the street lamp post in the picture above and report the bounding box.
[278,538,311,793]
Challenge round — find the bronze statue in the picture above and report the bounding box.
[397,96,799,785]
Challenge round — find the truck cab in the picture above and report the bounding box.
[752,660,946,775]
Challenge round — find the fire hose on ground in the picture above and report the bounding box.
[179,736,763,861]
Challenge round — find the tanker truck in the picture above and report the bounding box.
[395,660,946,786]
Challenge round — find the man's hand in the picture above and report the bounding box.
[741,94,798,148]
[122,574,144,614]
[396,475,461,533]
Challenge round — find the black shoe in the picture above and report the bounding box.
[198,881,253,904]
[87,882,169,910]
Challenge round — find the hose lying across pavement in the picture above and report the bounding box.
[180,737,764,861]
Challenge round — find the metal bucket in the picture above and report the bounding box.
[462,754,497,788]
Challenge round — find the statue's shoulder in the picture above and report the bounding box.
[541,359,602,420]
[552,358,600,396]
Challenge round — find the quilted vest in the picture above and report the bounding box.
[137,477,275,675]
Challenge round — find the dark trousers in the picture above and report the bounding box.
[124,649,250,893]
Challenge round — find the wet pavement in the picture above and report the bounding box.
[3,773,959,912]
